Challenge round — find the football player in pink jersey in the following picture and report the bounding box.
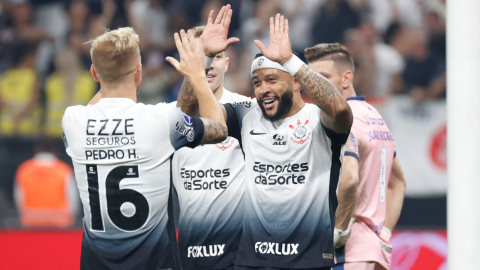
[305,43,407,270]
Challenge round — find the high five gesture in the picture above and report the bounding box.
[202,4,239,57]
[254,13,293,65]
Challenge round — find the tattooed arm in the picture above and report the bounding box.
[177,77,200,117]
[200,106,228,144]
[253,13,352,133]
[295,65,352,133]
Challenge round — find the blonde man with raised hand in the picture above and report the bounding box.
[62,27,227,270]
[171,5,251,270]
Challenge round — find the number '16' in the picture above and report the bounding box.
[86,165,149,231]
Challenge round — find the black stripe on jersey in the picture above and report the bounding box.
[168,155,181,270]
[224,104,243,150]
[321,123,349,232]
[224,104,242,141]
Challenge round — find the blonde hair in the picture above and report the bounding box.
[90,27,140,83]
[190,25,206,38]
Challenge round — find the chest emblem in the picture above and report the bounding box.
[289,120,311,145]
[215,137,235,151]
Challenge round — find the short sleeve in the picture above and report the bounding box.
[345,133,359,161]
[165,104,205,150]
[321,121,350,146]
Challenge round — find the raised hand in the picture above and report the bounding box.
[166,29,206,79]
[202,4,240,56]
[254,13,292,65]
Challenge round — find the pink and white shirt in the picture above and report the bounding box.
[337,96,396,269]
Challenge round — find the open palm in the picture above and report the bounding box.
[202,5,239,56]
[254,14,293,65]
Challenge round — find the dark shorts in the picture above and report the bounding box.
[235,266,331,270]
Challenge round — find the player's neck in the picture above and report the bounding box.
[213,83,224,101]
[343,86,357,100]
[284,93,306,118]
[100,82,138,103]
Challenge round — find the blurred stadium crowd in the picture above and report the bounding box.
[0,0,445,228]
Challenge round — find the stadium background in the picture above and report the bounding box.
[0,0,446,269]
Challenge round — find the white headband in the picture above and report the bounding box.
[251,56,288,76]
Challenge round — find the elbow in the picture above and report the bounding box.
[339,173,359,198]
[212,125,228,144]
[334,102,353,133]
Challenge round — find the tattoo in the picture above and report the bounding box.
[178,78,199,116]
[294,65,339,116]
[200,118,228,144]
[294,65,352,132]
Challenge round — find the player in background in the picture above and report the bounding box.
[62,27,227,270]
[171,5,251,270]
[178,14,353,270]
[305,43,407,270]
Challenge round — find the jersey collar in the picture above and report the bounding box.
[96,97,136,105]
[346,95,365,101]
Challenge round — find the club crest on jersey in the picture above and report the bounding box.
[182,112,193,125]
[289,119,311,144]
[215,137,235,151]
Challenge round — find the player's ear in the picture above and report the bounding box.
[292,77,301,93]
[342,70,353,89]
[90,65,100,82]
[224,56,229,73]
[135,64,142,82]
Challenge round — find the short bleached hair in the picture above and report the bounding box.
[90,27,140,83]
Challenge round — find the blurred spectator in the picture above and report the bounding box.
[128,0,174,52]
[0,39,41,137]
[0,0,54,77]
[344,25,376,96]
[14,139,79,228]
[44,48,96,137]
[279,0,323,53]
[401,29,445,102]
[372,22,411,96]
[311,0,361,45]
[67,0,117,69]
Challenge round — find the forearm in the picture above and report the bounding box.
[335,176,358,230]
[177,78,199,116]
[384,157,407,230]
[294,64,352,133]
[385,179,406,230]
[190,75,225,126]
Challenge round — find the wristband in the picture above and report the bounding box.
[283,54,304,76]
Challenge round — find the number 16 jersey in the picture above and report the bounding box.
[62,98,205,270]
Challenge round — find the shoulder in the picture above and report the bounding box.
[221,89,255,104]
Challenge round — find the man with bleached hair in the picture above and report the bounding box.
[62,27,227,270]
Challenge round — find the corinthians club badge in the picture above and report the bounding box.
[289,119,311,145]
[215,137,235,151]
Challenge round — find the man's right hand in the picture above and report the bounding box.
[202,4,239,57]
[166,29,206,80]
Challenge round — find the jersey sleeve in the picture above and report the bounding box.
[321,121,350,146]
[345,132,359,161]
[223,99,258,141]
[164,103,205,150]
